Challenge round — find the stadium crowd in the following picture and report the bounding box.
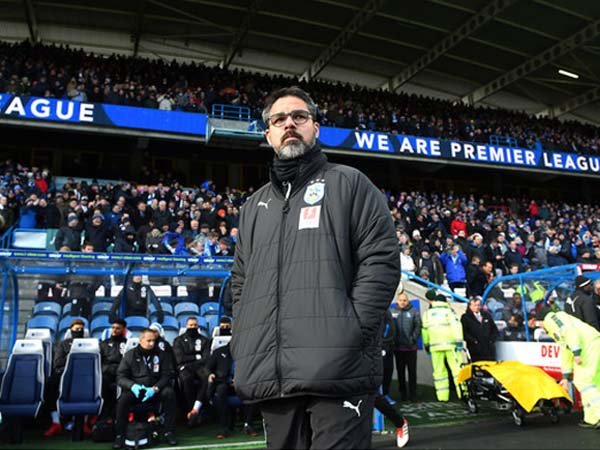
[1,40,600,154]
[2,157,600,277]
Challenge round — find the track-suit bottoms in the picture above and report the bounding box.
[259,393,375,450]
[431,350,463,401]
[575,338,600,425]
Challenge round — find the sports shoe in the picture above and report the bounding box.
[83,422,93,438]
[395,419,409,448]
[385,394,397,405]
[243,424,258,437]
[577,420,600,429]
[112,434,124,449]
[216,430,230,439]
[43,422,63,437]
[164,432,177,445]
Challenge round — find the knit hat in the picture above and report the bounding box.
[149,322,164,337]
[92,213,104,221]
[425,289,437,301]
[574,275,591,289]
[67,213,78,223]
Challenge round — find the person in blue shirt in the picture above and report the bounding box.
[439,244,467,291]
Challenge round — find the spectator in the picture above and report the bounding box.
[468,260,493,298]
[439,244,467,291]
[84,212,110,252]
[54,213,82,251]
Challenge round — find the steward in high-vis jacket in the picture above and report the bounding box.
[231,87,400,450]
[543,311,600,428]
[109,275,164,323]
[422,294,464,402]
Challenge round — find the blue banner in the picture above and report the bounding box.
[318,127,600,176]
[0,93,206,136]
[1,93,599,176]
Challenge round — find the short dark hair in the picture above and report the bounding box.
[262,86,318,123]
[112,318,127,327]
[70,319,85,328]
[186,316,198,324]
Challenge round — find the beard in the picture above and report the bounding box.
[274,132,316,160]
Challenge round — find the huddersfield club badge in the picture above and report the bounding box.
[304,180,325,205]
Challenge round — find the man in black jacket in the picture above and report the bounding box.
[54,213,82,251]
[43,319,87,437]
[231,87,400,450]
[207,316,258,439]
[460,297,498,361]
[566,275,600,331]
[172,316,211,425]
[392,292,421,402]
[114,328,176,448]
[109,275,164,323]
[99,319,128,421]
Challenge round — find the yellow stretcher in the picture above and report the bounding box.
[458,360,572,426]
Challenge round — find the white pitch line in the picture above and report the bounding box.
[151,439,266,450]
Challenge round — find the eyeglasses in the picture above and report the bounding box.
[267,110,312,127]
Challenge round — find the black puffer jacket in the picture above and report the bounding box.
[231,150,400,402]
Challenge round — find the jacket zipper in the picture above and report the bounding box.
[276,181,292,397]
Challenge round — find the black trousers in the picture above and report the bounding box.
[100,375,118,420]
[259,394,375,450]
[394,350,417,401]
[213,383,256,430]
[382,350,394,396]
[449,282,466,291]
[178,365,208,410]
[115,387,176,435]
[374,394,404,428]
[44,372,61,412]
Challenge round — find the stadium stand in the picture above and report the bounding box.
[1,40,599,155]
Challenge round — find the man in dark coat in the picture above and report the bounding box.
[231,87,399,450]
[43,319,87,437]
[114,328,176,448]
[461,297,498,361]
[172,316,211,425]
[566,275,600,331]
[392,292,421,402]
[109,275,163,323]
[54,213,81,251]
[99,318,128,420]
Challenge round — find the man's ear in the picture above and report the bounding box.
[265,129,272,147]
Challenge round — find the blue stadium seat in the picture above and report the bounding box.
[162,316,179,344]
[0,339,45,443]
[205,314,219,337]
[25,328,53,378]
[174,302,199,319]
[91,316,111,340]
[57,338,103,441]
[26,316,58,338]
[93,296,113,305]
[58,316,89,340]
[32,302,61,319]
[149,302,174,317]
[124,316,149,332]
[200,302,219,316]
[62,303,72,316]
[91,302,113,319]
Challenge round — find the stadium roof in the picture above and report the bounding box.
[1,0,600,123]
